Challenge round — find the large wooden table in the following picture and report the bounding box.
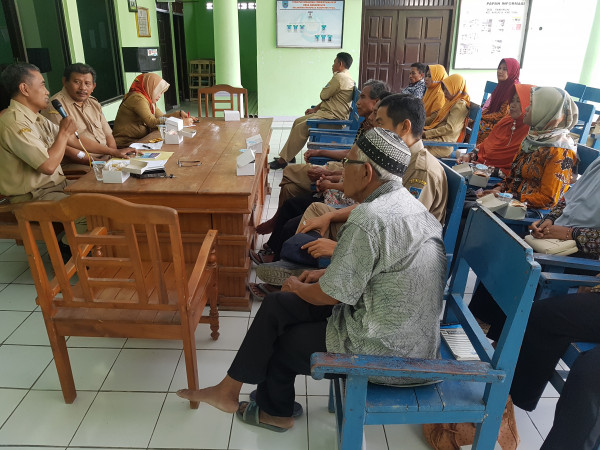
[67,118,272,311]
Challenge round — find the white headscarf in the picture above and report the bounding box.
[554,157,600,228]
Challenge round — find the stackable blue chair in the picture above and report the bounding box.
[306,85,363,133]
[575,144,600,176]
[581,86,600,148]
[440,161,467,277]
[564,82,587,101]
[481,81,497,106]
[571,101,595,145]
[311,207,540,450]
[423,102,483,158]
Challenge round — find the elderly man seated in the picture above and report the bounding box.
[177,128,446,433]
[41,63,132,169]
[269,52,355,170]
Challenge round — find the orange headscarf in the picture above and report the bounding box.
[422,64,448,118]
[424,74,470,130]
[477,84,534,175]
[125,73,169,114]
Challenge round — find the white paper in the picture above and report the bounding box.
[130,142,164,150]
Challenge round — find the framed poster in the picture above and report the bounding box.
[454,0,530,69]
[136,7,150,37]
[276,1,344,48]
[128,0,137,12]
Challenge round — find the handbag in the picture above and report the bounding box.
[524,234,578,256]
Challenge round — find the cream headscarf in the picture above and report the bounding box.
[521,87,578,153]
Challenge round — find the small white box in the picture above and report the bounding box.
[469,172,490,188]
[476,194,507,213]
[102,160,130,184]
[165,117,184,144]
[498,201,527,220]
[181,129,196,138]
[246,134,263,153]
[453,163,473,178]
[236,149,255,176]
[224,110,241,121]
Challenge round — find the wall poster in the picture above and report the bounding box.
[276,1,344,48]
[454,0,529,69]
[136,7,151,38]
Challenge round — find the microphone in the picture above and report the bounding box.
[51,99,79,139]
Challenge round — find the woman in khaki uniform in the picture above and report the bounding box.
[112,73,196,148]
[423,74,470,158]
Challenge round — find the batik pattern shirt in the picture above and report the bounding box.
[320,180,446,382]
[401,79,426,99]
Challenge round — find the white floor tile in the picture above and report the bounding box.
[527,397,558,439]
[306,376,330,395]
[4,311,49,345]
[0,345,53,388]
[170,349,236,392]
[0,310,29,343]
[0,390,95,447]
[0,244,29,261]
[71,391,165,448]
[67,336,127,348]
[101,348,180,392]
[229,397,308,450]
[124,337,184,349]
[0,387,27,426]
[307,395,338,450]
[385,423,431,449]
[0,283,39,311]
[33,347,121,391]
[0,261,29,284]
[150,393,233,449]
[195,316,249,351]
[515,406,544,449]
[0,241,15,255]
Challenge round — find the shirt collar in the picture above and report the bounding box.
[60,87,89,108]
[409,79,425,87]
[363,179,403,203]
[9,99,40,123]
[408,139,424,156]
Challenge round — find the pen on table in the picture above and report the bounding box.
[142,145,152,149]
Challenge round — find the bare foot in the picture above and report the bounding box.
[239,402,294,429]
[256,216,277,234]
[177,385,239,413]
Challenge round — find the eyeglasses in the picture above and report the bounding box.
[341,157,381,176]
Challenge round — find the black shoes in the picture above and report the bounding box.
[269,157,296,170]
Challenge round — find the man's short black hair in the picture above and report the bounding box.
[336,52,353,69]
[410,62,427,75]
[0,62,40,99]
[378,91,392,101]
[378,93,426,138]
[362,80,389,100]
[63,63,97,83]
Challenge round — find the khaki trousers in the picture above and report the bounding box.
[278,112,342,162]
[297,202,343,241]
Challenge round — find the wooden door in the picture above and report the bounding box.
[361,7,452,92]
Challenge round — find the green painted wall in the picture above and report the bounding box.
[183,4,257,92]
[256,0,361,117]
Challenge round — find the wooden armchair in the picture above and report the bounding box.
[198,84,248,118]
[15,193,219,409]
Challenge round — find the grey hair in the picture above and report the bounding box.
[362,79,390,100]
[355,146,399,182]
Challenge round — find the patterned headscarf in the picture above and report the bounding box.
[355,128,411,177]
[521,87,578,154]
[422,64,448,117]
[486,58,520,113]
[124,73,169,114]
[424,74,470,130]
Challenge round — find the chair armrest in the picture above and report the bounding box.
[307,142,353,150]
[309,128,357,136]
[311,352,505,383]
[306,119,351,128]
[539,272,600,289]
[423,141,476,149]
[187,229,218,301]
[533,253,600,272]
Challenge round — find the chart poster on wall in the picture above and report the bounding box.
[276,1,344,48]
[454,0,529,69]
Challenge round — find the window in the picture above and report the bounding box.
[75,0,124,103]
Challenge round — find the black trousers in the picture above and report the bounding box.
[227,292,332,417]
[509,293,600,450]
[266,194,321,258]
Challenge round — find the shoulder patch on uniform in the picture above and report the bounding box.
[18,127,32,134]
[407,178,427,186]
[409,186,423,199]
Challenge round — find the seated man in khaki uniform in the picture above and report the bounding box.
[0,63,85,203]
[269,52,355,170]
[41,63,132,170]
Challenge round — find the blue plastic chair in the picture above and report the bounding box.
[576,143,600,176]
[481,81,498,106]
[564,82,587,101]
[305,85,363,133]
[423,102,483,157]
[440,161,467,277]
[311,206,540,450]
[571,101,595,145]
[581,87,600,148]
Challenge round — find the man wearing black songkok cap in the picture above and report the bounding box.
[178,128,446,435]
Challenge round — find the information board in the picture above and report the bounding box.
[276,1,344,48]
[454,0,529,69]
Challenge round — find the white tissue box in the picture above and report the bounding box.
[181,129,196,138]
[165,117,184,144]
[245,134,263,153]
[469,172,490,188]
[497,200,527,220]
[476,194,507,213]
[236,149,255,176]
[102,160,130,184]
[224,110,241,121]
[453,163,473,178]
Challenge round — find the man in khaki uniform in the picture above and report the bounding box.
[269,52,355,170]
[0,63,79,203]
[41,63,131,169]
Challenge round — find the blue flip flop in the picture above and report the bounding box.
[249,389,303,417]
[236,401,288,433]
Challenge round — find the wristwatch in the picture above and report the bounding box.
[76,150,85,160]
